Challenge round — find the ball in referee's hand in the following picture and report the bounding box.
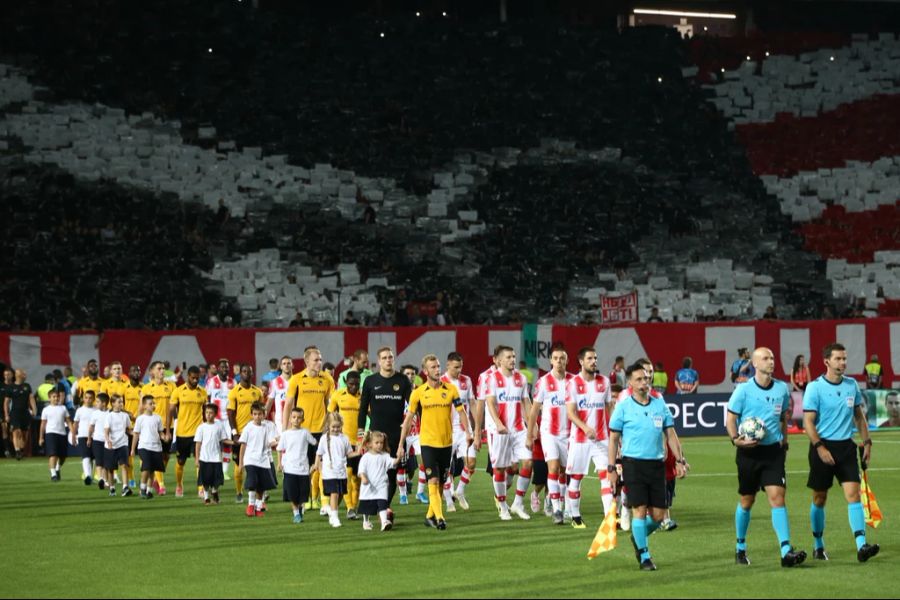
[738,417,766,441]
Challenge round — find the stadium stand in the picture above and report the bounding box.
[3,1,893,327]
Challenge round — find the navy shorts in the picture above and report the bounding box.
[197,460,223,488]
[104,446,129,471]
[139,449,165,473]
[91,439,105,463]
[283,473,311,505]
[77,437,92,459]
[245,464,277,492]
[44,433,68,458]
[323,478,348,496]
[358,498,389,515]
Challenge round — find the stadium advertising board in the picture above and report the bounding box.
[1,319,896,398]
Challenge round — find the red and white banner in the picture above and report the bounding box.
[600,291,638,324]
[1,318,897,394]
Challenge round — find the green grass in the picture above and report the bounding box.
[1,432,898,598]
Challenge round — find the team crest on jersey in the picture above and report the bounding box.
[393,384,400,391]
[442,393,447,398]
[425,468,432,476]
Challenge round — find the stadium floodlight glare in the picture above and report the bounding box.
[442,11,448,17]
[416,11,421,17]
[633,8,737,19]
[765,51,770,57]
[208,48,213,53]
[658,77,663,82]
[380,32,385,38]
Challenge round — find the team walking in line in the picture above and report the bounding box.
[28,341,879,569]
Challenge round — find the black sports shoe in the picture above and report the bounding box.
[781,548,807,568]
[84,476,92,486]
[437,519,447,530]
[640,559,657,571]
[387,509,395,524]
[98,479,105,490]
[122,487,133,497]
[211,491,220,504]
[813,548,829,561]
[50,474,59,482]
[15,450,23,460]
[424,517,438,529]
[735,550,750,565]
[108,488,116,497]
[857,543,880,563]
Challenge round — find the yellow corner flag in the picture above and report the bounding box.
[587,500,618,559]
[860,472,883,528]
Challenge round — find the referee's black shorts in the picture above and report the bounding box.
[807,439,860,490]
[736,443,786,495]
[420,445,452,485]
[622,457,667,509]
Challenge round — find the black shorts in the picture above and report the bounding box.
[358,498,389,515]
[420,445,453,484]
[44,433,68,458]
[91,439,105,463]
[532,459,548,487]
[176,436,195,463]
[451,455,464,477]
[139,449,165,473]
[348,455,361,473]
[307,432,322,466]
[323,478,348,496]
[104,446,129,471]
[9,413,30,431]
[622,457,667,509]
[807,439,860,490]
[736,443,786,495]
[77,437,92,459]
[283,473,311,505]
[163,429,174,454]
[245,464,277,492]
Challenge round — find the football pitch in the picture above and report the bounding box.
[1,431,897,599]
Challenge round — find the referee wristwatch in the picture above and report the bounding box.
[607,465,617,473]
[813,440,825,449]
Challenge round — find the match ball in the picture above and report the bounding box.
[738,417,766,441]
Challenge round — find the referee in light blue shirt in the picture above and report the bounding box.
[726,347,806,568]
[803,342,879,563]
[608,363,686,572]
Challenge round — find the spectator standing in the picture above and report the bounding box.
[675,358,699,394]
[864,355,882,389]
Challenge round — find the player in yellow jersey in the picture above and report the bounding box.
[141,361,176,494]
[285,346,334,511]
[170,366,208,498]
[399,354,472,530]
[328,370,362,519]
[75,359,106,406]
[229,364,265,503]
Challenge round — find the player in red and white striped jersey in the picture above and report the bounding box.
[205,358,236,478]
[482,346,533,521]
[527,345,573,524]
[441,352,476,512]
[565,346,613,529]
[265,356,294,436]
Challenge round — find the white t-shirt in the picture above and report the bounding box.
[358,452,395,501]
[134,414,164,452]
[194,422,230,463]
[239,422,276,469]
[41,405,69,435]
[74,406,95,438]
[277,428,317,476]
[90,410,108,442]
[316,433,351,480]
[104,411,131,449]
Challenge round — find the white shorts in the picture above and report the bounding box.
[566,440,609,476]
[487,429,532,470]
[405,435,421,457]
[452,431,477,461]
[540,432,569,465]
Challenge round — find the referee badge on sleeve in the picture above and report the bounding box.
[846,397,855,408]
[653,416,663,429]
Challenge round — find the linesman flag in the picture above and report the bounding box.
[859,446,883,528]
[587,500,618,559]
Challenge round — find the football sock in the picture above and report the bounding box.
[82,458,92,478]
[234,467,244,495]
[397,468,408,495]
[632,517,651,561]
[736,505,751,551]
[456,467,471,496]
[175,462,185,488]
[568,474,583,517]
[154,471,165,487]
[645,516,661,535]
[771,506,792,557]
[848,502,867,550]
[492,471,507,503]
[417,466,427,495]
[443,478,454,504]
[513,468,531,505]
[548,472,561,512]
[810,503,826,550]
[429,482,444,520]
[248,491,257,505]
